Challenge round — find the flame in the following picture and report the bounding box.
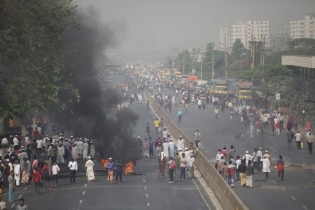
[100,159,109,170]
[125,161,134,174]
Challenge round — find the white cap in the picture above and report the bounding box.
[265,150,268,153]
[138,136,140,138]
[246,151,248,154]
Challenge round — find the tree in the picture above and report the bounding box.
[238,65,293,108]
[0,0,79,117]
[288,38,315,50]
[175,50,192,75]
[231,39,248,61]
[201,43,225,79]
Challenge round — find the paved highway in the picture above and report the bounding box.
[152,84,315,210]
[6,75,216,210]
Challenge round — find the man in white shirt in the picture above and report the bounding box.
[1,137,9,152]
[177,136,185,151]
[36,139,43,157]
[256,147,263,171]
[215,149,224,169]
[295,131,302,149]
[13,135,19,150]
[75,140,83,159]
[235,156,241,181]
[243,151,252,166]
[68,158,78,184]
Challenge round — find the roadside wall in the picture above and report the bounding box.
[144,89,248,210]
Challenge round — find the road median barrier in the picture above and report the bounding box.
[144,89,248,210]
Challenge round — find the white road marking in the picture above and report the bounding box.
[147,203,150,207]
[273,181,276,183]
[18,194,22,198]
[85,184,87,187]
[24,187,27,190]
[143,179,146,183]
[146,194,148,198]
[191,177,212,210]
[282,188,285,191]
[144,186,147,190]
[82,191,85,195]
[140,163,142,165]
[291,196,296,200]
[11,204,15,208]
[303,205,308,209]
[80,200,82,204]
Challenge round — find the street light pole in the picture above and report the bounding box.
[211,42,215,81]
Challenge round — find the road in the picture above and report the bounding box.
[5,75,216,210]
[151,84,315,210]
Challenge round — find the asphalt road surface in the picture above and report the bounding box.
[149,81,315,210]
[5,75,215,210]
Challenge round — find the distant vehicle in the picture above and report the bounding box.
[208,79,228,95]
[193,80,207,87]
[0,117,22,141]
[235,81,253,99]
[162,74,176,81]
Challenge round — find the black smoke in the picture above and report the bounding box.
[54,7,141,162]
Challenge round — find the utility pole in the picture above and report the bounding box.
[183,50,185,75]
[250,36,256,70]
[262,35,265,83]
[211,42,215,81]
[224,37,228,79]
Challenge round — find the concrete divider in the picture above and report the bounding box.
[144,89,248,210]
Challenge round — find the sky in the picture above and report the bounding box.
[73,0,315,62]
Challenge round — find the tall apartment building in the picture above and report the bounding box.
[290,14,315,39]
[270,23,291,51]
[220,20,270,50]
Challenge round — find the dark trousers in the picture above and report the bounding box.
[308,142,313,154]
[180,167,185,179]
[264,172,269,179]
[116,171,122,182]
[37,148,42,157]
[34,182,40,193]
[296,141,301,149]
[70,170,76,183]
[236,169,240,181]
[195,140,200,148]
[149,148,153,157]
[169,168,174,182]
[278,170,284,181]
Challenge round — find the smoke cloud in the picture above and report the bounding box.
[55,7,141,162]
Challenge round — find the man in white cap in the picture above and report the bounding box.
[168,139,175,158]
[75,139,83,159]
[263,150,271,161]
[249,123,254,138]
[243,151,252,166]
[82,140,89,160]
[256,147,263,171]
[184,147,193,171]
[85,156,95,182]
[177,136,185,152]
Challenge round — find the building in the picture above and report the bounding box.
[290,14,315,39]
[282,55,315,79]
[219,28,230,50]
[220,20,270,50]
[270,23,291,51]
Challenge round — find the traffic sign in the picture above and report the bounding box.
[276,93,280,100]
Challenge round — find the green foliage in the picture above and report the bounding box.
[288,38,315,50]
[175,50,192,74]
[0,0,79,117]
[231,39,249,61]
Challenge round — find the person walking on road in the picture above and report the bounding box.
[162,139,169,159]
[158,152,167,178]
[148,137,154,157]
[115,157,123,183]
[174,152,180,178]
[107,157,115,183]
[14,160,21,186]
[68,158,77,184]
[277,155,284,181]
[155,137,162,157]
[193,130,202,148]
[168,139,175,158]
[227,160,235,188]
[51,161,60,187]
[214,107,219,119]
[245,161,254,188]
[295,131,302,149]
[154,118,160,135]
[146,123,150,137]
[32,167,41,194]
[143,138,149,159]
[41,163,51,190]
[249,123,254,138]
[159,118,164,134]
[21,157,29,185]
[235,156,241,182]
[261,156,271,180]
[167,157,175,183]
[177,109,182,123]
[177,136,185,152]
[189,154,195,178]
[287,129,294,149]
[179,153,186,180]
[85,156,95,182]
[8,170,15,202]
[306,132,314,154]
[238,160,246,187]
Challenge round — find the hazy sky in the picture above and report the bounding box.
[73,0,315,59]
